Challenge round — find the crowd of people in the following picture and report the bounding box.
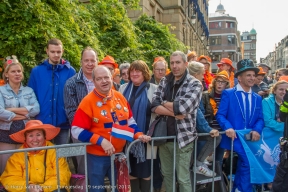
[0,38,287,192]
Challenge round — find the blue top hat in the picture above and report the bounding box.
[235,59,260,78]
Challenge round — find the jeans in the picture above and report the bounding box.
[87,153,118,192]
[197,135,221,162]
[159,142,193,192]
[53,129,70,145]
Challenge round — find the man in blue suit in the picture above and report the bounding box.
[216,59,264,192]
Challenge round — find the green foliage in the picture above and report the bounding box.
[0,0,187,82]
[134,14,187,67]
[84,0,142,63]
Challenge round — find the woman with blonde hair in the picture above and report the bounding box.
[187,61,221,177]
[262,80,288,131]
[0,56,40,175]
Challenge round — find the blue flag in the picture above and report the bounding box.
[236,128,282,183]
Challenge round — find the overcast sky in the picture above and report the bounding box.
[208,0,288,62]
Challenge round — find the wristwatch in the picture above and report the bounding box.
[161,100,167,105]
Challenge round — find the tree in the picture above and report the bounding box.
[134,14,187,67]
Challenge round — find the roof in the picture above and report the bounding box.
[250,28,257,34]
[216,3,225,13]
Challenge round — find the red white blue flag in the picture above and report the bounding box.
[111,123,134,141]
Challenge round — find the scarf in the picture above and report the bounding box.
[204,71,214,88]
[229,71,235,88]
[123,81,148,163]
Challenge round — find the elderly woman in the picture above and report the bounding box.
[197,55,214,90]
[150,57,168,85]
[119,60,158,192]
[0,120,71,192]
[187,61,221,177]
[201,70,230,163]
[0,56,40,175]
[119,62,130,85]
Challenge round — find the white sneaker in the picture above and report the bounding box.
[194,164,216,177]
[235,188,241,192]
[203,159,212,166]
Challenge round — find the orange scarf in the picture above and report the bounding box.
[210,98,218,115]
[204,71,214,88]
[229,72,235,88]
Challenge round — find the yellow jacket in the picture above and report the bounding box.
[0,141,71,192]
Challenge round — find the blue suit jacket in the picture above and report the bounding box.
[216,87,264,151]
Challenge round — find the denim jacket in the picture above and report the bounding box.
[0,84,40,130]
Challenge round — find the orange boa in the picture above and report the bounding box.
[229,72,235,88]
[204,71,214,88]
[210,98,218,115]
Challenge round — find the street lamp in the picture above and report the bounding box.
[201,33,205,41]
[191,14,196,24]
[206,43,210,50]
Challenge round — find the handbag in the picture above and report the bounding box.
[147,115,167,146]
[70,174,86,192]
[115,155,130,192]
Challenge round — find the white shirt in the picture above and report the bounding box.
[236,83,252,113]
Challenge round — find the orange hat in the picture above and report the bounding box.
[113,68,120,78]
[257,67,266,75]
[279,76,288,82]
[197,55,211,64]
[99,55,118,68]
[10,120,60,143]
[215,70,229,82]
[217,58,235,71]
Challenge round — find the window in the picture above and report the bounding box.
[244,43,251,50]
[242,36,247,40]
[244,53,250,56]
[209,22,221,29]
[244,55,250,59]
[226,22,234,28]
[251,44,256,49]
[212,54,220,61]
[227,35,235,44]
[251,36,256,39]
[209,36,221,45]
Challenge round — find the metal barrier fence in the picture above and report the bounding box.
[122,132,234,192]
[0,143,91,192]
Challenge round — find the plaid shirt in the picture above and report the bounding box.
[151,71,202,148]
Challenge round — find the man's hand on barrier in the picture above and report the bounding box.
[138,135,151,143]
[251,131,260,141]
[175,114,185,120]
[225,128,237,140]
[209,129,219,137]
[101,139,115,156]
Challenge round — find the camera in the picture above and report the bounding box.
[245,133,252,141]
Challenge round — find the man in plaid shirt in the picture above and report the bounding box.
[151,51,202,192]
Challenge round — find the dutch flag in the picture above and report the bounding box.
[111,123,134,141]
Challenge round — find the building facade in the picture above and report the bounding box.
[208,3,241,73]
[261,35,288,74]
[240,29,257,63]
[127,0,210,55]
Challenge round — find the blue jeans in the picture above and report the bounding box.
[53,129,70,145]
[87,153,118,192]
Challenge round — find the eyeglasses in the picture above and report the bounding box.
[154,68,166,73]
[215,80,228,85]
[121,72,128,76]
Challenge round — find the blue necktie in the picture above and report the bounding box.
[243,92,250,127]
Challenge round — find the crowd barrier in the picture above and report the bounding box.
[120,132,265,192]
[0,143,91,192]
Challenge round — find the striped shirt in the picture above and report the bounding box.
[83,75,95,93]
